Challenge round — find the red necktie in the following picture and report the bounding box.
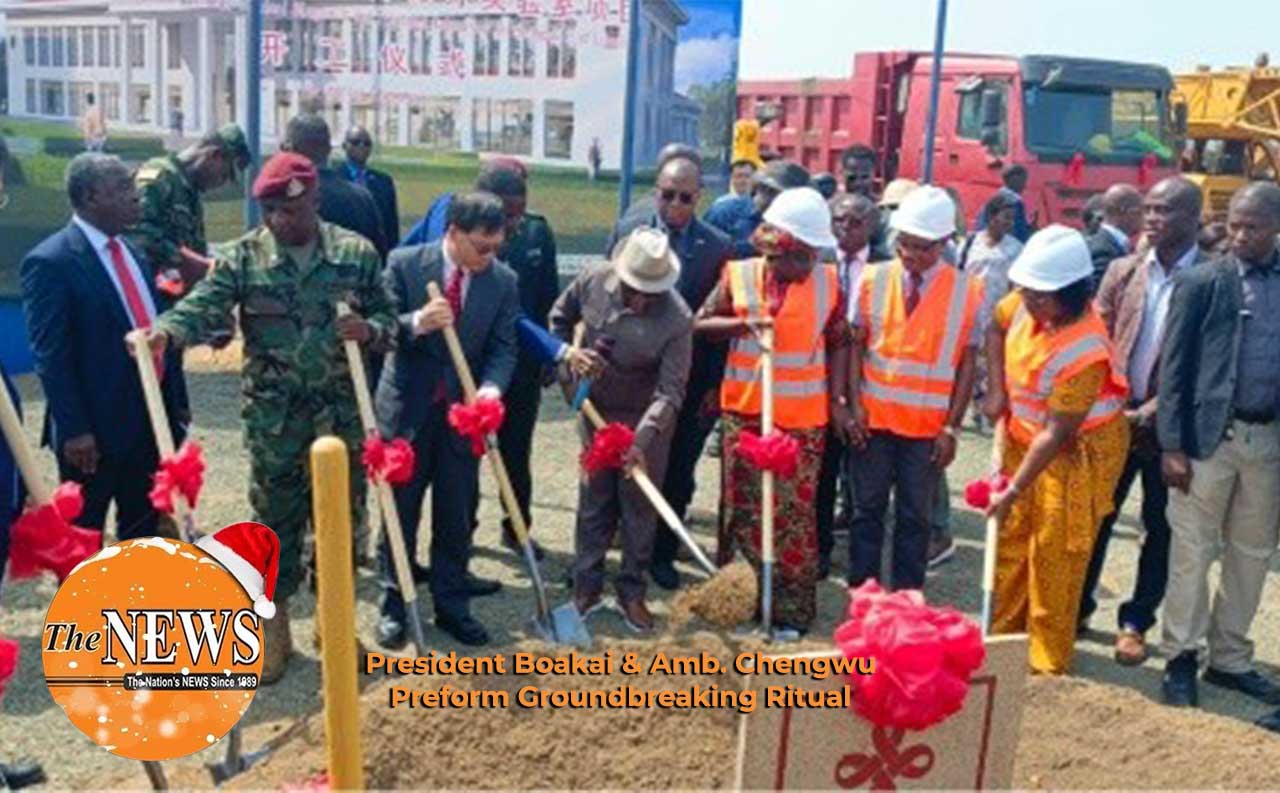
[445,266,465,322]
[106,238,163,380]
[434,267,466,404]
[905,271,924,315]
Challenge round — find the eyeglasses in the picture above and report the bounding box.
[346,139,372,148]
[658,189,697,205]
[463,233,501,258]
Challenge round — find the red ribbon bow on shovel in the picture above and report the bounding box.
[8,481,101,582]
[362,435,417,485]
[148,440,206,514]
[737,430,801,478]
[448,396,506,457]
[581,422,636,475]
[0,636,17,702]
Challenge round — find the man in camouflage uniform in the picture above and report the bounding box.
[128,124,250,303]
[137,152,395,683]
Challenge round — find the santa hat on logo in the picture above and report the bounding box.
[196,522,280,619]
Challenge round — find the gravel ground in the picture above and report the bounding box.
[2,353,1279,788]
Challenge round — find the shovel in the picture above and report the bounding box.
[981,419,1008,635]
[576,398,717,576]
[1,356,170,792]
[427,283,589,647]
[758,325,779,638]
[128,333,197,543]
[335,303,431,656]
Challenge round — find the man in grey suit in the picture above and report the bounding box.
[1157,182,1280,708]
[607,152,733,590]
[375,191,520,647]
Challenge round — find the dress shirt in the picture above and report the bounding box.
[839,245,870,324]
[72,214,157,325]
[1233,255,1280,415]
[412,247,500,397]
[1127,243,1197,401]
[345,162,367,187]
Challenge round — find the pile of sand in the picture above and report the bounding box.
[220,637,1280,791]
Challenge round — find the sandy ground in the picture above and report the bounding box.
[2,350,1280,788]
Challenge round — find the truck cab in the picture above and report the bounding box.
[896,54,1179,228]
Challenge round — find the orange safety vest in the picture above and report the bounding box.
[720,258,839,430]
[858,260,983,439]
[1005,302,1129,445]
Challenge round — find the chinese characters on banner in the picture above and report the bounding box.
[259,0,629,77]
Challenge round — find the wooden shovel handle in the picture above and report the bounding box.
[0,377,52,504]
[130,332,191,527]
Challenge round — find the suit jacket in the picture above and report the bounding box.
[607,212,732,394]
[318,167,388,260]
[20,222,188,459]
[1157,255,1243,460]
[1096,245,1214,392]
[1085,228,1130,292]
[375,241,520,440]
[339,160,400,250]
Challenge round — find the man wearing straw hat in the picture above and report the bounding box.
[550,228,692,633]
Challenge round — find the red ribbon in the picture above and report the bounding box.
[8,482,102,582]
[737,430,801,478]
[1064,151,1086,186]
[1138,152,1158,186]
[580,423,636,475]
[834,581,985,731]
[362,435,416,485]
[148,440,205,514]
[962,473,1011,510]
[447,396,506,457]
[0,636,17,703]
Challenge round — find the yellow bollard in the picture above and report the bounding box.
[310,436,364,792]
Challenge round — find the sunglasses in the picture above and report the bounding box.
[658,189,697,205]
[346,138,372,148]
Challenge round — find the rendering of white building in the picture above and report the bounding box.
[1,0,700,166]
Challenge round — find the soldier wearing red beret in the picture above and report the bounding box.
[132,150,397,683]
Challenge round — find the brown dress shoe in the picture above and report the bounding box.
[1114,628,1148,666]
[260,607,293,685]
[573,591,604,617]
[620,598,654,634]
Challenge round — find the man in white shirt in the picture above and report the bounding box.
[1085,183,1143,290]
[1080,177,1206,665]
[20,153,188,541]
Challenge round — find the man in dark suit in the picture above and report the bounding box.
[283,114,388,260]
[1084,183,1142,291]
[1080,177,1208,666]
[1157,182,1280,709]
[375,191,520,647]
[20,153,188,541]
[607,153,733,590]
[339,125,400,250]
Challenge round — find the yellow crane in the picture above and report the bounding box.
[1174,56,1280,220]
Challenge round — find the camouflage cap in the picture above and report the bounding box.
[212,124,251,179]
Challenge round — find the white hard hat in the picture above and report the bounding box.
[762,187,838,250]
[1007,225,1093,291]
[890,185,955,241]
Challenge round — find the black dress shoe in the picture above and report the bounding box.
[467,574,503,597]
[649,559,681,591]
[1256,708,1280,733]
[411,563,431,584]
[502,531,546,561]
[437,614,490,646]
[0,760,47,790]
[377,615,407,649]
[1203,667,1280,705]
[1162,651,1199,707]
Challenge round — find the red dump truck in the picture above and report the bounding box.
[737,51,1181,229]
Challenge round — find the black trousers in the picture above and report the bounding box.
[383,407,480,623]
[1079,436,1171,633]
[466,357,542,537]
[58,442,162,543]
[816,427,849,564]
[847,431,940,590]
[655,378,719,564]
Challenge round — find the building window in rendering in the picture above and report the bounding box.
[544,100,574,160]
[473,97,532,155]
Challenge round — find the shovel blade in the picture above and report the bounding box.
[549,602,593,648]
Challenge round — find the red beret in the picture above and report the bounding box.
[252,152,317,200]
